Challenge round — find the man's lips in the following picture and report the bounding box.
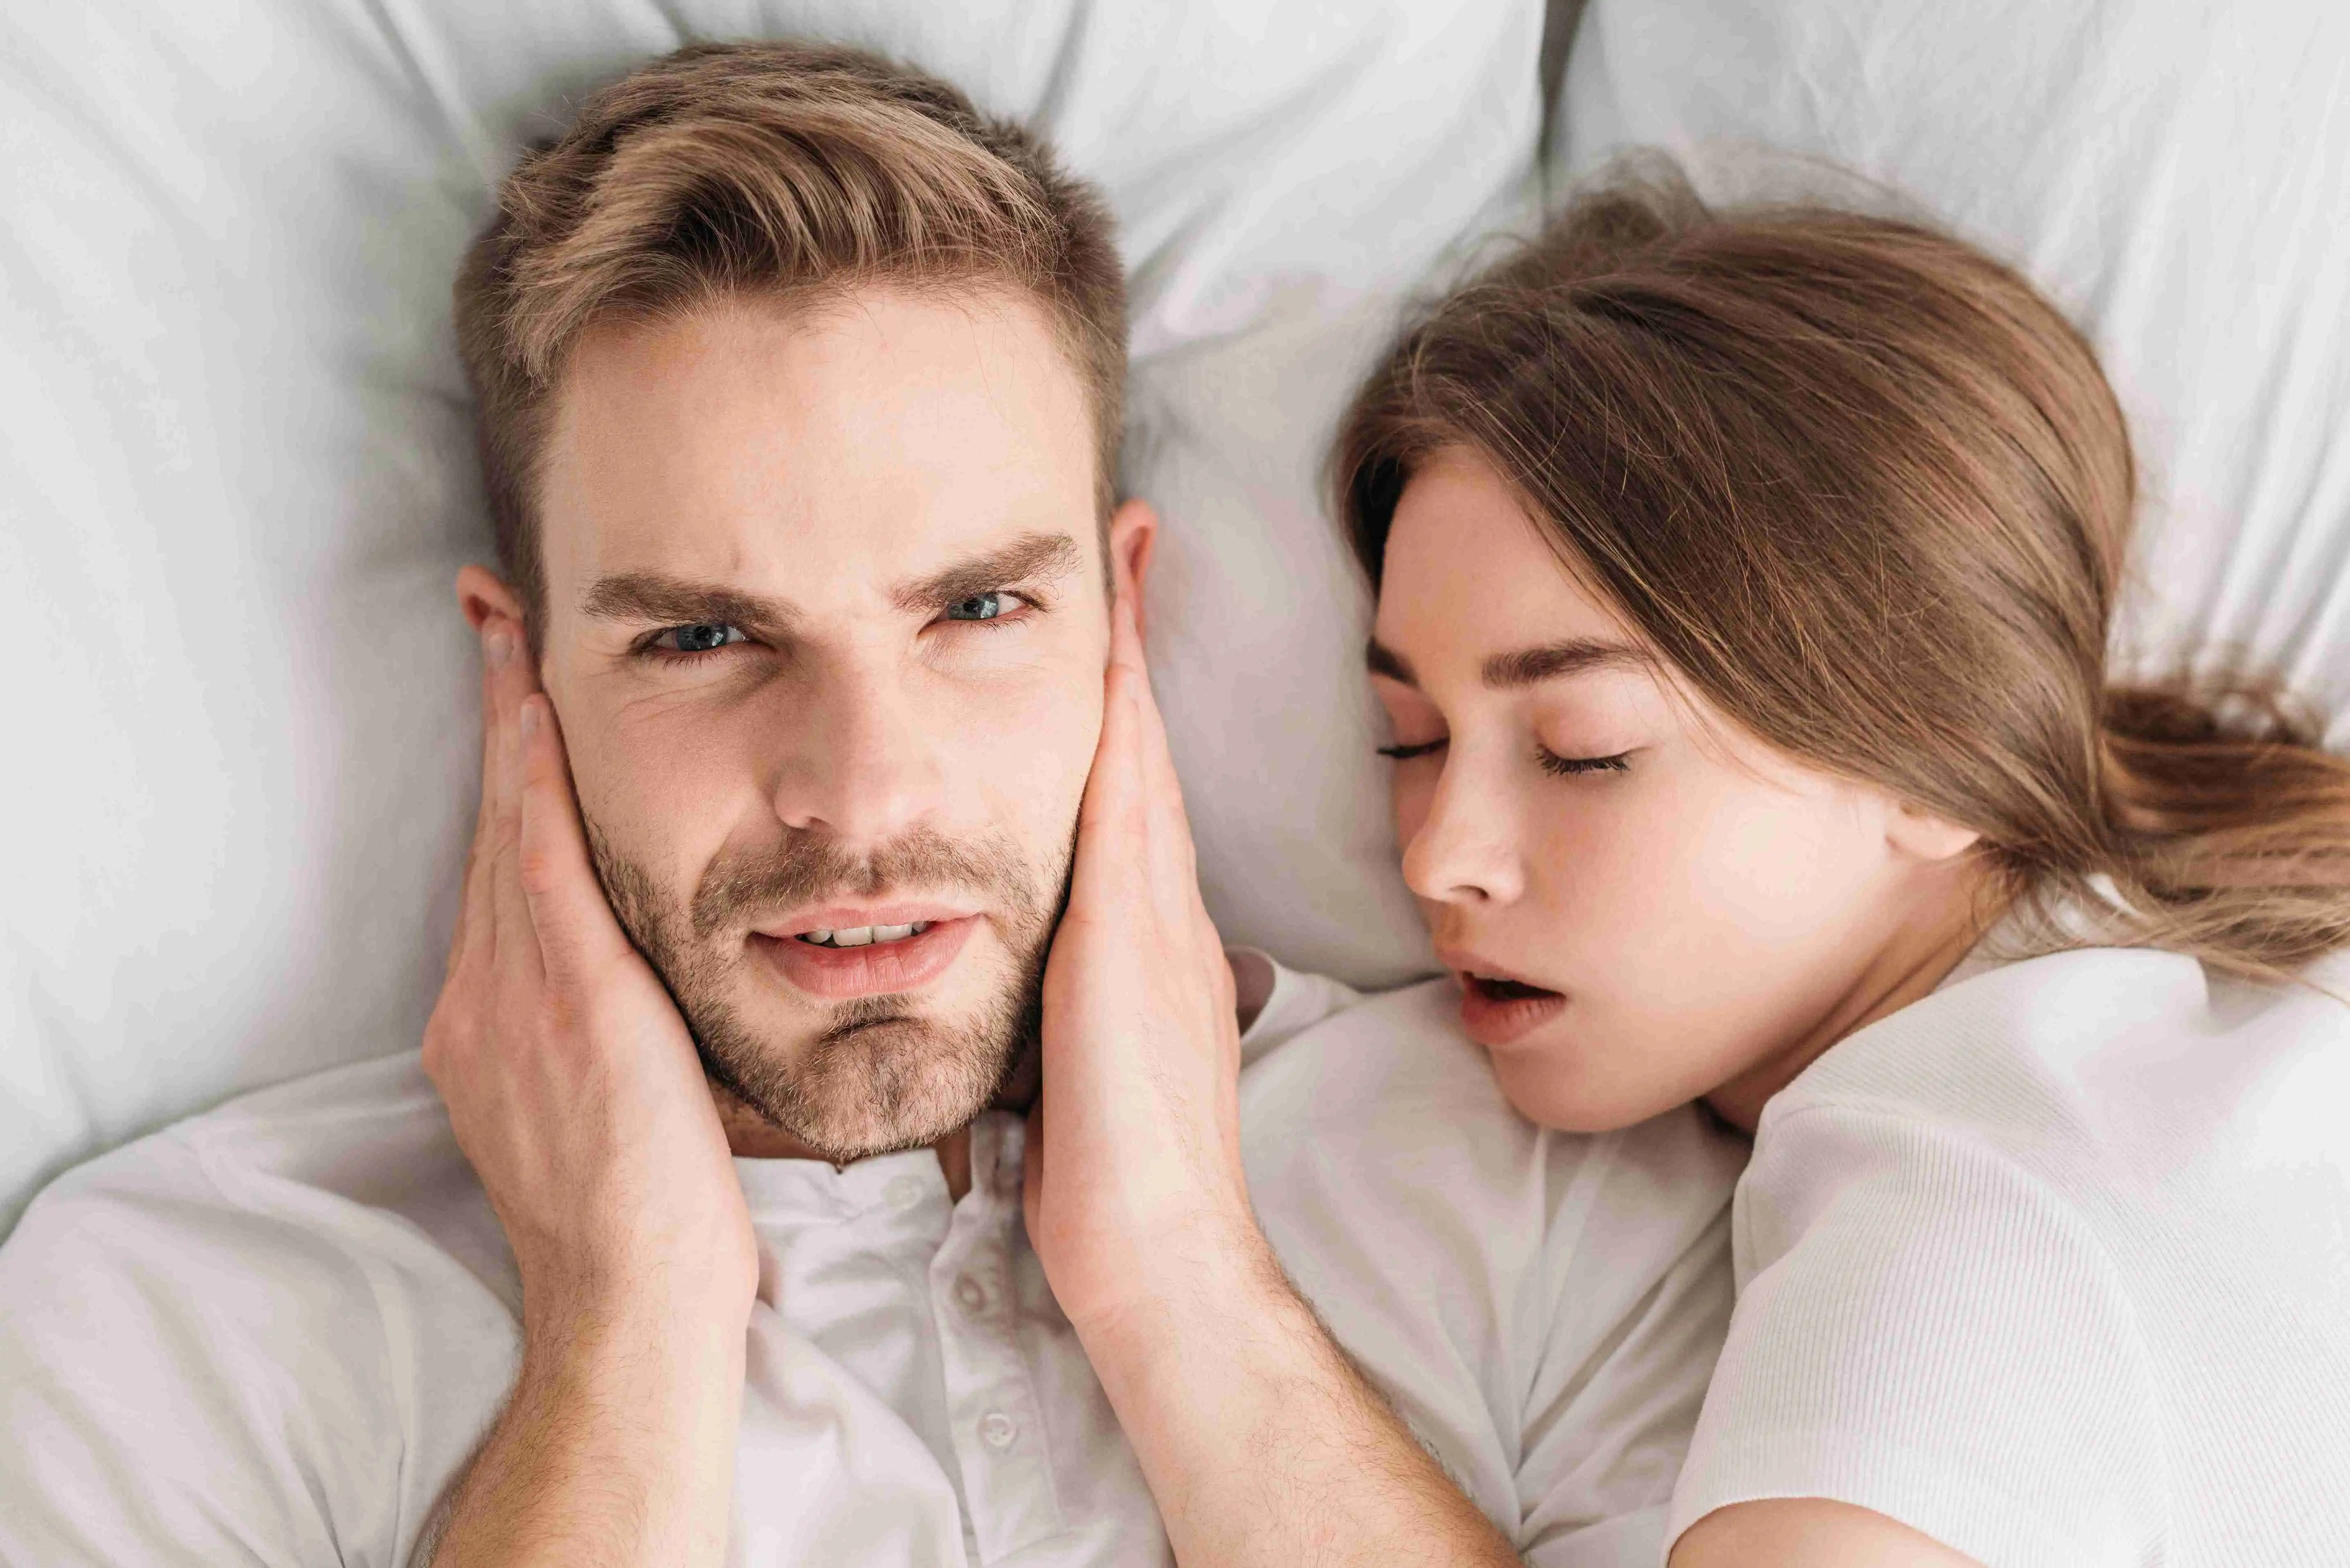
[1436,946,1567,1049]
[754,914,978,1001]
[752,901,978,941]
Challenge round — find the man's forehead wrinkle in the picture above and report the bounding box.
[890,531,1084,613]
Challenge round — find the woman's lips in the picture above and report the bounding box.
[754,916,976,1001]
[1454,972,1568,1048]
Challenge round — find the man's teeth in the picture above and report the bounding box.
[798,922,930,948]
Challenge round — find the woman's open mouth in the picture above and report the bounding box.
[1455,968,1567,1048]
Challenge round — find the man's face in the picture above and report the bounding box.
[526,287,1117,1160]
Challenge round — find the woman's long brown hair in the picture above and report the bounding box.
[1333,168,2350,978]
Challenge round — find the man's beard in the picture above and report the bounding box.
[587,819,1067,1162]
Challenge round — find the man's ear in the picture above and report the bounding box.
[455,564,526,634]
[1886,799,1982,863]
[1106,499,1158,642]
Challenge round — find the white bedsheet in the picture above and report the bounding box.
[6,0,2346,1237]
[0,0,1540,1231]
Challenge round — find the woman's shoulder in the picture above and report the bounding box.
[1761,942,2350,1180]
[1681,946,2350,1564]
[1739,941,2350,1324]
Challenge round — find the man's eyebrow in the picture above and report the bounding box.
[892,531,1084,614]
[1365,638,1418,685]
[578,572,796,638]
[1482,638,1647,689]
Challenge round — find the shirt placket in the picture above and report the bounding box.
[929,1115,1066,1562]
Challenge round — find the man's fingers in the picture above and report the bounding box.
[1077,610,1150,853]
[1111,592,1187,832]
[450,619,519,976]
[487,620,533,836]
[486,664,542,993]
[1113,595,1209,920]
[515,694,635,984]
[1107,583,1150,682]
[479,618,537,963]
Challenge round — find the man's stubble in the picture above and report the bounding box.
[586,817,1071,1161]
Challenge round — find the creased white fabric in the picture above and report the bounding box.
[0,0,1545,1232]
[0,958,1741,1566]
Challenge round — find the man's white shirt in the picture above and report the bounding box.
[0,961,1740,1566]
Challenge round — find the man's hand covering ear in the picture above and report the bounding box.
[1024,596,1521,1568]
[418,616,752,1568]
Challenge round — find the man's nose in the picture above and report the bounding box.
[765,663,947,849]
[1399,752,1526,907]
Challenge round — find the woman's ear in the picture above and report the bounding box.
[455,564,526,633]
[1107,498,1158,642]
[1886,799,1982,863]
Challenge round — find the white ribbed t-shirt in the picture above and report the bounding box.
[1666,944,2350,1566]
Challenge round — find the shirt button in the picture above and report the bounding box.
[885,1175,926,1208]
[953,1274,988,1314]
[979,1411,1017,1449]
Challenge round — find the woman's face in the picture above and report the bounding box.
[1369,449,1976,1131]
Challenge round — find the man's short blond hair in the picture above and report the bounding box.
[454,41,1127,624]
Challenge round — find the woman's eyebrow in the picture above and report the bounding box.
[1366,635,1646,688]
[1365,637,1417,684]
[1481,638,1646,689]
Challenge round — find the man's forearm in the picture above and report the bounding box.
[1080,1226,1519,1568]
[429,1290,745,1568]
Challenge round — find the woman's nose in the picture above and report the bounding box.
[1399,758,1525,906]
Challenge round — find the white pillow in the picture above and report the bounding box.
[1554,0,2350,747]
[0,0,1542,1229]
[1132,284,1444,995]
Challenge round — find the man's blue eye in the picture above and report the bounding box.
[657,623,742,653]
[945,592,1006,622]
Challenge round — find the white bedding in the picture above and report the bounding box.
[5,0,2348,1236]
[0,0,1540,1230]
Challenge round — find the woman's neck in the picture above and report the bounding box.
[1705,869,1995,1134]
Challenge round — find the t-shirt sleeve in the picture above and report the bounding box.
[1516,1110,1742,1568]
[1665,1104,2164,1568]
[0,1133,439,1567]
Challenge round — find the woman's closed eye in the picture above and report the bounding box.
[1376,738,1631,777]
[1537,745,1631,777]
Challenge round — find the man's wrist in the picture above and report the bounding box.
[516,1230,756,1334]
[523,1265,749,1368]
[1071,1206,1299,1378]
[432,1257,749,1568]
[513,1261,752,1447]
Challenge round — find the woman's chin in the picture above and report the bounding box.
[1456,979,1568,1047]
[1482,1016,1691,1135]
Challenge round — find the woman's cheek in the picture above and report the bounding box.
[1523,767,1669,933]
[1389,769,1434,855]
